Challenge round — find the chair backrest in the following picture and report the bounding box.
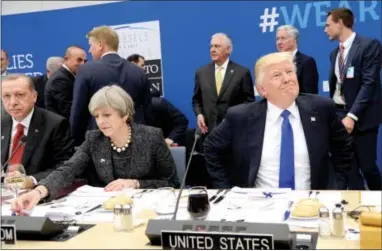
[170,146,186,181]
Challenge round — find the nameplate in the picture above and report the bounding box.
[1,225,17,245]
[161,231,274,250]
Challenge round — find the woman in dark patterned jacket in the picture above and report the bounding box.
[12,85,179,208]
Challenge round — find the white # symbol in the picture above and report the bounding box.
[259,7,279,33]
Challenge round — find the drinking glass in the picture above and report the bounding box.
[187,186,210,220]
[4,164,26,199]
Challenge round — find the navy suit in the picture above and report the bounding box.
[204,94,352,190]
[329,34,382,190]
[295,51,319,94]
[70,53,153,145]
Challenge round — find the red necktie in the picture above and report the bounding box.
[338,45,345,82]
[9,123,25,165]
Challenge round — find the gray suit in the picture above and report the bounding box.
[39,123,179,200]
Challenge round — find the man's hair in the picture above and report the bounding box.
[2,74,36,91]
[1,49,8,58]
[64,45,85,57]
[86,26,119,51]
[254,52,296,88]
[127,54,145,63]
[327,8,354,29]
[46,57,64,73]
[276,25,299,43]
[211,32,233,54]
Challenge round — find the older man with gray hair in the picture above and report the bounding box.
[276,25,319,94]
[192,32,255,135]
[32,56,64,108]
[204,52,352,190]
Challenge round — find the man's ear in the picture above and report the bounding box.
[256,83,266,97]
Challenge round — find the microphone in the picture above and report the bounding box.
[172,128,202,220]
[2,135,27,171]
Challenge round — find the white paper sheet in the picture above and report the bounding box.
[361,191,382,207]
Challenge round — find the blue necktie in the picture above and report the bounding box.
[279,110,295,189]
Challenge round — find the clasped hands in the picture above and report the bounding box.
[104,179,140,192]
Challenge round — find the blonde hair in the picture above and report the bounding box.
[254,52,295,88]
[88,85,134,122]
[86,26,119,51]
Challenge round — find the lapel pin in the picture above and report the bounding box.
[230,69,234,73]
[1,136,4,140]
[35,129,39,133]
[311,117,316,122]
[100,159,106,163]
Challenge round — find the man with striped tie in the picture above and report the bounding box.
[325,8,382,190]
[204,52,352,189]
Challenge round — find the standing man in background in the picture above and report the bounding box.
[45,46,87,119]
[127,54,145,69]
[70,26,153,145]
[1,49,9,77]
[325,7,382,190]
[32,56,64,108]
[276,25,319,94]
[192,33,255,135]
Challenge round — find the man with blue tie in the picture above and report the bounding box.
[204,52,352,189]
[325,8,382,190]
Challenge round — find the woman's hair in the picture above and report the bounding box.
[88,84,135,122]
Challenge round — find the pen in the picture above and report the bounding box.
[284,201,294,221]
[209,189,223,202]
[213,189,229,204]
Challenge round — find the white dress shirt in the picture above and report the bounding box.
[333,32,358,121]
[215,58,230,81]
[255,101,311,190]
[9,109,37,184]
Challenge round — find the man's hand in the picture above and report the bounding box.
[197,114,208,134]
[342,116,355,134]
[165,138,178,147]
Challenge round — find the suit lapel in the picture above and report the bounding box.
[93,134,115,184]
[208,63,219,99]
[295,96,319,178]
[343,35,360,78]
[1,115,12,165]
[218,61,236,98]
[329,48,339,94]
[247,101,267,187]
[21,109,43,167]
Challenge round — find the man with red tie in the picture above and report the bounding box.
[1,74,74,188]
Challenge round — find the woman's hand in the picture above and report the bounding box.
[104,179,139,191]
[11,190,42,213]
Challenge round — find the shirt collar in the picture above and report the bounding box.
[215,58,230,70]
[12,108,34,132]
[62,64,75,77]
[1,71,7,76]
[101,51,119,59]
[340,32,356,49]
[292,49,298,58]
[267,100,299,123]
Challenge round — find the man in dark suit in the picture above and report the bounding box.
[1,74,74,188]
[276,25,319,94]
[204,52,352,189]
[32,56,64,108]
[192,33,255,134]
[45,46,87,119]
[325,8,382,190]
[70,26,153,145]
[1,49,9,76]
[127,54,189,146]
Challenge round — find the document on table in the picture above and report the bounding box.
[361,191,382,207]
[69,185,134,197]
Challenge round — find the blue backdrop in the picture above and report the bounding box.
[2,0,381,168]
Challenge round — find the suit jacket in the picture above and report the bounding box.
[1,108,75,181]
[192,60,255,130]
[45,66,75,119]
[151,97,188,144]
[295,51,319,94]
[32,74,48,108]
[204,94,352,190]
[329,34,382,131]
[70,53,153,145]
[39,123,180,200]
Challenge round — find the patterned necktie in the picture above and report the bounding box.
[215,66,223,95]
[338,45,345,83]
[9,123,25,165]
[279,110,295,189]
